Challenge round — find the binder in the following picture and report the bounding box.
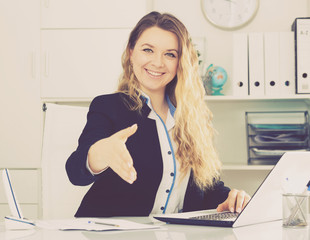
[232,33,249,96]
[264,32,280,96]
[248,32,265,96]
[279,32,295,95]
[292,18,310,94]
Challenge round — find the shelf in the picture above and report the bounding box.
[222,164,274,171]
[205,95,310,102]
[42,98,93,103]
[42,95,310,103]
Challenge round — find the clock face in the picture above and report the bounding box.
[201,0,259,29]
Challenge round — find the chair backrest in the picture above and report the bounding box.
[41,103,90,219]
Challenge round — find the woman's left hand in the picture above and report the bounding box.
[216,189,251,213]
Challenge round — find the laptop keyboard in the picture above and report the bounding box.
[189,212,239,221]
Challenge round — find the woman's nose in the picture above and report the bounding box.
[152,53,164,67]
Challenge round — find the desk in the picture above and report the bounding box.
[0,217,309,240]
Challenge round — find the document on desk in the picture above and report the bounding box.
[35,218,160,231]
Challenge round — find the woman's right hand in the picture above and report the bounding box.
[87,124,138,184]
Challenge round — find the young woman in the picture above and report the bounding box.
[66,11,250,217]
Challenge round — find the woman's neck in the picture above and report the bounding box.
[146,91,168,123]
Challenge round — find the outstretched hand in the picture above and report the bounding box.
[88,124,138,184]
[216,189,251,213]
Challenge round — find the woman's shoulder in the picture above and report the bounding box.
[91,92,128,106]
[90,92,133,112]
[92,92,128,101]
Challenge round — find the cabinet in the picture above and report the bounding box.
[41,0,152,29]
[0,0,41,168]
[40,0,152,100]
[0,0,41,219]
[41,29,130,99]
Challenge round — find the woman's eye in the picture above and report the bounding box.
[143,48,153,53]
[166,52,177,58]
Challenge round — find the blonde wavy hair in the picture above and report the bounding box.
[117,11,222,190]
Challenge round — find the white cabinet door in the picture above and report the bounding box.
[0,0,41,168]
[41,29,130,99]
[41,0,152,28]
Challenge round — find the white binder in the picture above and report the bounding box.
[292,18,310,94]
[248,32,265,96]
[264,32,280,96]
[279,32,295,95]
[232,33,249,96]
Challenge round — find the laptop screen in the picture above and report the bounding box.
[2,168,24,219]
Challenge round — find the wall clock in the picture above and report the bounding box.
[201,0,259,30]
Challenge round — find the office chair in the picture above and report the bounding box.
[41,103,90,219]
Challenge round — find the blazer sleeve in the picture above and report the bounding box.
[65,96,115,186]
[183,175,230,212]
[203,180,231,209]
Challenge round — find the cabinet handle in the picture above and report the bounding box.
[44,52,49,77]
[44,0,49,8]
[31,51,36,79]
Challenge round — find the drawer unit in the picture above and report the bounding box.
[246,111,310,165]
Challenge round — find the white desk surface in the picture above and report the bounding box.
[0,216,309,240]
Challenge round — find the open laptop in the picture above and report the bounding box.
[2,168,35,229]
[153,151,310,227]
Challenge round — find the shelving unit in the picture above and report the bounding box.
[205,95,310,101]
[206,95,310,167]
[206,94,310,194]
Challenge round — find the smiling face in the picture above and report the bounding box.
[130,26,179,97]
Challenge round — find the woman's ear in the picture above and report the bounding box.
[129,49,134,67]
[129,49,133,58]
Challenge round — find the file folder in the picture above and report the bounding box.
[279,32,295,95]
[264,32,280,96]
[232,33,249,96]
[248,32,265,96]
[292,18,310,94]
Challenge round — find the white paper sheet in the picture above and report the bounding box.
[35,218,161,231]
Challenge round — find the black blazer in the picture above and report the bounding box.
[66,93,230,217]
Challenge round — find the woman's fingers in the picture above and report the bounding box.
[88,124,138,184]
[103,124,138,184]
[235,190,246,213]
[110,148,137,184]
[114,124,138,143]
[217,189,251,213]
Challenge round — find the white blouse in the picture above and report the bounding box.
[142,94,191,215]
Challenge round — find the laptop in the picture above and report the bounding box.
[153,151,310,227]
[2,168,35,229]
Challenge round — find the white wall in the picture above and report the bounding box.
[154,0,310,94]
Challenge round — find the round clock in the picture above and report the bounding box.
[201,0,259,30]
